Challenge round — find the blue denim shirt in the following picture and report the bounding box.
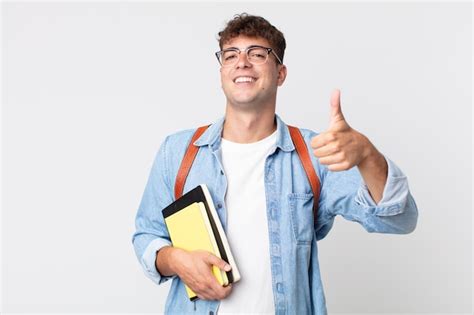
[132,115,418,314]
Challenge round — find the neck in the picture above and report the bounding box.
[222,103,277,143]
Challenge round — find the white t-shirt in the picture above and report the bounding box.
[217,130,278,315]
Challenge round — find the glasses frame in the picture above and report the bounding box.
[215,45,283,67]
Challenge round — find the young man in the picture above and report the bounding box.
[132,13,418,314]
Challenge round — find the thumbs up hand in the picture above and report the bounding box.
[311,89,372,172]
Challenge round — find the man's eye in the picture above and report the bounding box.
[224,55,237,61]
[249,49,267,59]
[251,53,265,58]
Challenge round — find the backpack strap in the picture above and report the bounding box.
[174,124,321,222]
[287,125,321,217]
[174,125,210,200]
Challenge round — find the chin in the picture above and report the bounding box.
[230,96,259,108]
[233,91,261,102]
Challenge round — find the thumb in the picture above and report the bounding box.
[205,253,232,272]
[329,89,346,128]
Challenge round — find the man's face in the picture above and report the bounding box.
[219,35,286,109]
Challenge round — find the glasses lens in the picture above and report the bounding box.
[221,50,239,66]
[247,47,268,65]
[218,47,270,66]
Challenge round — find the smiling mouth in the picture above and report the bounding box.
[234,76,257,83]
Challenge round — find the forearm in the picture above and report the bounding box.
[156,246,180,277]
[357,145,388,204]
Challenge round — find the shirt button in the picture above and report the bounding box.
[209,312,214,315]
[217,203,222,209]
[272,244,280,255]
[220,170,224,175]
[277,282,284,293]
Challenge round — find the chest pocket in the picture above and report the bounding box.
[288,193,315,245]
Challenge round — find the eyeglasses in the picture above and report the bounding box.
[215,45,283,67]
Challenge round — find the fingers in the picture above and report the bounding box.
[318,152,349,167]
[311,132,357,171]
[310,89,365,172]
[178,251,232,301]
[313,145,340,159]
[195,277,232,300]
[327,162,352,172]
[198,253,233,300]
[205,252,232,272]
[311,131,337,149]
[198,283,233,300]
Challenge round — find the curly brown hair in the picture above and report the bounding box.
[217,13,286,64]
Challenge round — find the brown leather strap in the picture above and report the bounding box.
[174,124,321,223]
[288,125,321,218]
[174,125,210,199]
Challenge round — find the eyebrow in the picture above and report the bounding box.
[223,45,263,51]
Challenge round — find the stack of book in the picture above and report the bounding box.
[162,184,241,300]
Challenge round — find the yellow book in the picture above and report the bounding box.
[164,201,228,300]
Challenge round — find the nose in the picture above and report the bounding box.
[235,51,252,69]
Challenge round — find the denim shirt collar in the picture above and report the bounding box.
[193,114,295,152]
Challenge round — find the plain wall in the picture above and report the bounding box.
[2,2,472,313]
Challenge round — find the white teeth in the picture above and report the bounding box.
[235,76,256,83]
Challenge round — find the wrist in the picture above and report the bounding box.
[359,138,380,168]
[357,145,388,204]
[156,246,182,276]
[358,144,387,179]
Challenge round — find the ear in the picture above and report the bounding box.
[277,64,287,86]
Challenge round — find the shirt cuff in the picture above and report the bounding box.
[141,238,175,285]
[356,156,409,216]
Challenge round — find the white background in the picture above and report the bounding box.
[2,1,472,314]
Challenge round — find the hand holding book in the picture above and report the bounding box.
[161,184,241,301]
[165,247,233,300]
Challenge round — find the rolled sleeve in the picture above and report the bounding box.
[141,238,175,285]
[356,156,409,216]
[320,155,418,235]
